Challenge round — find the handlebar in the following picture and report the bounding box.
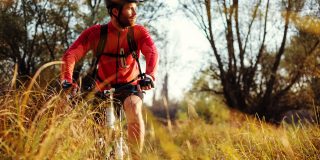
[102,85,141,97]
[61,72,153,100]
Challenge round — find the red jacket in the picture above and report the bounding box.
[61,22,158,89]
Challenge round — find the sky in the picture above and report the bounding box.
[143,0,211,104]
[142,0,300,104]
[147,1,285,103]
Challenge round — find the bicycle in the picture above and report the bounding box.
[92,85,142,160]
[62,75,152,159]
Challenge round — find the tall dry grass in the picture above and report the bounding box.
[0,62,319,159]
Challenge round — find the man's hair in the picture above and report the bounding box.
[105,0,143,16]
[105,0,120,16]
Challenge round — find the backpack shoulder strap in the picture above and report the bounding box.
[127,27,144,78]
[97,24,108,58]
[127,27,137,55]
[90,24,108,82]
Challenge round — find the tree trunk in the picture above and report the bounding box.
[258,0,291,119]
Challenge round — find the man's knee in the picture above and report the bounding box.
[124,95,143,123]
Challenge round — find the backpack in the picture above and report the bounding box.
[82,24,143,91]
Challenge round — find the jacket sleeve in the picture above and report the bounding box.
[61,25,100,83]
[136,25,159,81]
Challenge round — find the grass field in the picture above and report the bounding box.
[0,85,319,160]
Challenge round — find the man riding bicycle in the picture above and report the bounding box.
[60,0,158,158]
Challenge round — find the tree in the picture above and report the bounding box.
[284,1,320,120]
[0,0,79,82]
[0,0,169,84]
[180,0,319,121]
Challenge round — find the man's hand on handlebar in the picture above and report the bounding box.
[138,74,154,91]
[61,80,78,100]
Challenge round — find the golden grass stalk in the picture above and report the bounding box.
[10,64,18,89]
[21,61,64,108]
[1,71,320,159]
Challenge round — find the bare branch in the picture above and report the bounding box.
[204,0,225,79]
[238,0,261,85]
[242,0,269,95]
[276,39,320,99]
[261,0,292,108]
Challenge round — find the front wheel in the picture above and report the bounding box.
[106,137,130,160]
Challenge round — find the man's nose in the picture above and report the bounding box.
[132,8,137,16]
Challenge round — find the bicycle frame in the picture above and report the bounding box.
[64,83,141,159]
[103,87,139,160]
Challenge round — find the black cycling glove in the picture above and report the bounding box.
[61,80,78,100]
[61,80,73,89]
[139,76,154,88]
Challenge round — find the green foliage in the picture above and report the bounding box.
[0,0,82,81]
[0,0,170,86]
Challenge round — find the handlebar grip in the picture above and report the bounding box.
[62,80,72,89]
[138,77,154,88]
[103,87,139,97]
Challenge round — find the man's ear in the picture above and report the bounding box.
[112,8,119,17]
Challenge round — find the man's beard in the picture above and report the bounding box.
[119,15,136,28]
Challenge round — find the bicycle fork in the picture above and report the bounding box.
[105,89,126,160]
[116,109,124,160]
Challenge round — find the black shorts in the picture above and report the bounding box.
[95,84,144,103]
[94,84,144,118]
